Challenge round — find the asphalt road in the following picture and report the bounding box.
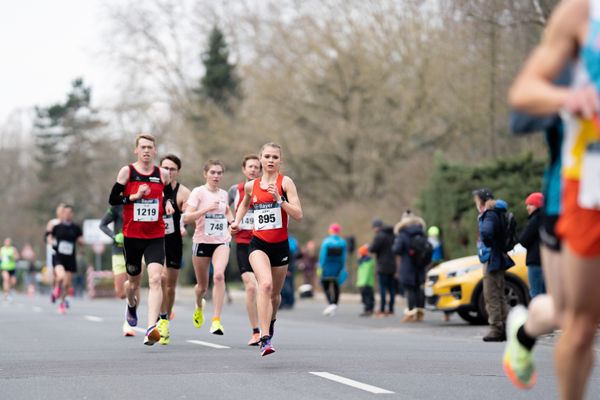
[1,289,599,400]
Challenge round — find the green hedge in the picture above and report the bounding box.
[419,153,545,259]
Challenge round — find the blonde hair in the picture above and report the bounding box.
[135,133,156,147]
[259,142,282,157]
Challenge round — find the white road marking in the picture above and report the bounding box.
[84,315,104,322]
[187,340,230,349]
[309,372,394,394]
[32,306,43,313]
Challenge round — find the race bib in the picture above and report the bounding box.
[254,203,283,231]
[164,215,175,235]
[578,142,600,210]
[205,213,227,236]
[133,199,159,222]
[58,241,74,256]
[239,210,254,230]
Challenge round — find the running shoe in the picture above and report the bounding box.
[248,332,261,346]
[158,319,170,345]
[143,324,161,346]
[58,302,66,314]
[122,321,136,337]
[50,286,61,304]
[193,298,206,329]
[259,335,275,357]
[126,302,138,327]
[503,305,537,389]
[210,319,224,335]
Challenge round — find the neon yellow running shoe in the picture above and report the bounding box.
[193,299,206,329]
[210,318,224,335]
[503,305,537,389]
[158,319,170,345]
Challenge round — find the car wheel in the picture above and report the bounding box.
[457,309,487,325]
[476,279,528,322]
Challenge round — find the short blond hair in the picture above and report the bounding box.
[135,133,156,147]
[260,142,282,157]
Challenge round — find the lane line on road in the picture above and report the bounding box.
[187,340,230,349]
[32,306,43,313]
[84,315,104,322]
[309,372,394,394]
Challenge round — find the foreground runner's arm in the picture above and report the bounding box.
[178,184,191,236]
[182,194,219,225]
[278,176,302,221]
[109,166,148,205]
[99,208,116,241]
[230,181,253,234]
[510,0,592,116]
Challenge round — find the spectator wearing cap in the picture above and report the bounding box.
[319,223,347,316]
[473,188,515,342]
[369,217,397,316]
[519,192,545,298]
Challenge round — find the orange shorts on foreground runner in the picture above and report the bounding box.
[556,179,600,258]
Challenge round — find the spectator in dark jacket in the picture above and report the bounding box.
[393,213,427,323]
[369,218,396,316]
[519,192,545,298]
[474,189,515,342]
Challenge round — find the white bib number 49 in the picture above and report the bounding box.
[134,199,159,222]
[239,210,254,230]
[254,204,282,231]
[164,215,175,234]
[205,213,227,236]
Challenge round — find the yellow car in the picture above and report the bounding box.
[425,248,530,325]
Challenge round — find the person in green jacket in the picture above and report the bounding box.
[1,238,20,302]
[356,244,375,317]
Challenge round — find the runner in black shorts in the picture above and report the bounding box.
[231,143,303,356]
[109,133,173,346]
[228,154,262,345]
[51,205,83,314]
[157,154,191,345]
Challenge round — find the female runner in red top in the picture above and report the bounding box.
[231,143,302,356]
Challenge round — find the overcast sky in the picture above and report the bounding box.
[0,0,117,123]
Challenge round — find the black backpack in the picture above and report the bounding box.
[500,211,518,252]
[408,233,433,269]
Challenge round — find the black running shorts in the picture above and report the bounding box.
[236,243,254,275]
[192,243,227,258]
[540,214,561,252]
[249,236,289,268]
[165,234,183,269]
[123,237,165,276]
[54,255,77,273]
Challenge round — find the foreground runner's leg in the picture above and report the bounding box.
[241,271,260,345]
[251,249,276,356]
[192,254,210,329]
[143,262,163,345]
[555,246,600,400]
[209,245,229,335]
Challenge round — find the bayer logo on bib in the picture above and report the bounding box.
[254,203,283,230]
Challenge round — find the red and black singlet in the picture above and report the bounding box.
[123,164,165,239]
[251,175,288,243]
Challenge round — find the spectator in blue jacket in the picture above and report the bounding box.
[474,189,515,342]
[319,223,347,316]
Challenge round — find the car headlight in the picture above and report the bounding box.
[447,264,481,278]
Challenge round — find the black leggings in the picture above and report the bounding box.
[404,284,425,310]
[321,279,339,305]
[378,273,396,313]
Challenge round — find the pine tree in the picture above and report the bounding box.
[197,26,240,113]
[33,78,106,218]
